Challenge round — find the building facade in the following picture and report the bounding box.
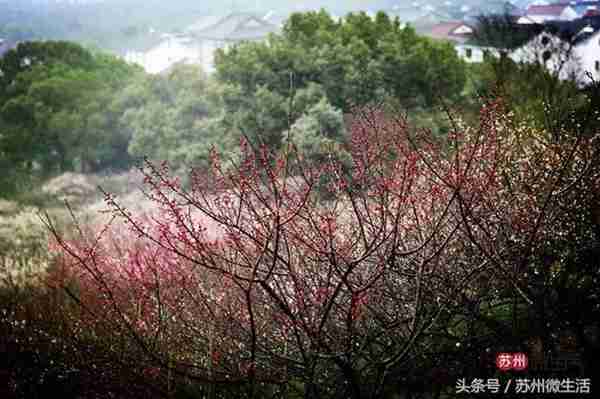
[124,13,280,75]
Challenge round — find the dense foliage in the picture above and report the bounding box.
[216,9,467,114]
[0,41,142,194]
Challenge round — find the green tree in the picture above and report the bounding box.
[0,41,141,194]
[124,64,238,169]
[468,56,588,138]
[284,96,348,164]
[215,9,467,115]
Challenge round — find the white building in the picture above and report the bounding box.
[456,44,501,63]
[573,28,600,83]
[509,26,600,85]
[510,32,581,80]
[124,35,202,75]
[186,12,280,73]
[124,13,280,75]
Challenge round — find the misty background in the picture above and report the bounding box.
[1,0,516,52]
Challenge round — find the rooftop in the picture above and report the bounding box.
[423,21,474,43]
[187,12,280,42]
[527,4,570,16]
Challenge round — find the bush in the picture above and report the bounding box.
[0,207,50,290]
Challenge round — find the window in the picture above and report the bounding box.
[465,48,472,58]
[541,36,550,46]
[542,51,552,62]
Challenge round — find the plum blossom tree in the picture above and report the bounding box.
[45,101,599,399]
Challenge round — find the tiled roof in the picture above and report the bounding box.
[569,2,600,16]
[188,13,280,42]
[527,5,568,16]
[422,21,473,43]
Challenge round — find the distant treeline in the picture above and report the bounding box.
[1,9,593,198]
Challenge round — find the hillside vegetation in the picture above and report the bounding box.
[1,8,600,399]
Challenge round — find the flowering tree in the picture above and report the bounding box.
[45,101,599,399]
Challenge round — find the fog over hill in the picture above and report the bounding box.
[1,0,525,52]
